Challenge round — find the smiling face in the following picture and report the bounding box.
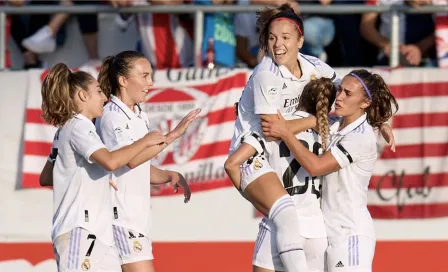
[334,75,371,119]
[82,79,107,119]
[122,58,153,104]
[268,19,304,68]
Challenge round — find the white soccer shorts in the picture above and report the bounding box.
[240,133,275,192]
[53,227,121,272]
[112,225,153,265]
[326,235,376,272]
[240,153,275,192]
[252,222,328,272]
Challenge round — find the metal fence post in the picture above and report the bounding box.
[389,9,400,68]
[0,12,6,70]
[194,10,204,68]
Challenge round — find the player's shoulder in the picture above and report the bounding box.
[253,56,282,78]
[300,53,337,79]
[101,104,127,123]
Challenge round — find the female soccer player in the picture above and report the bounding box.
[96,50,200,272]
[262,69,398,272]
[227,3,340,271]
[227,77,337,272]
[41,63,166,272]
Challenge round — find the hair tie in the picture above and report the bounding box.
[349,73,372,101]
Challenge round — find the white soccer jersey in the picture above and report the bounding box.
[52,113,114,246]
[95,95,152,237]
[47,129,60,163]
[322,113,377,239]
[257,111,326,238]
[230,53,340,154]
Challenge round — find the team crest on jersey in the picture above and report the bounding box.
[143,87,208,166]
[253,158,263,170]
[133,241,143,253]
[310,73,317,80]
[81,258,91,271]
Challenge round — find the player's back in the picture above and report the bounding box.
[262,111,326,238]
[52,114,113,245]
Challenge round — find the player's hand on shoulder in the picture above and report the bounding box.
[261,110,288,139]
[144,130,167,146]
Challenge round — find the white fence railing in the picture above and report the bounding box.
[1,4,447,69]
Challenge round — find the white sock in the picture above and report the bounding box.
[269,194,308,272]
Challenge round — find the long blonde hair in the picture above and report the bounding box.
[41,63,95,127]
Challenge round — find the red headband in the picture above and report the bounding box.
[272,17,303,36]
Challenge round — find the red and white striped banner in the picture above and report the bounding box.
[19,67,448,220]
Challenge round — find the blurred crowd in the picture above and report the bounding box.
[3,0,446,70]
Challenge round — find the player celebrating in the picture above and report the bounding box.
[262,69,398,272]
[227,77,336,272]
[41,63,166,272]
[227,3,339,272]
[96,50,200,272]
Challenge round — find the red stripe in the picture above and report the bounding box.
[380,143,448,159]
[392,112,448,128]
[162,140,230,165]
[25,141,52,157]
[390,82,448,98]
[152,14,181,69]
[21,173,52,189]
[208,107,236,126]
[26,108,46,124]
[368,203,448,219]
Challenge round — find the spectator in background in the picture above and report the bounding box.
[196,0,236,68]
[234,0,298,68]
[300,0,336,62]
[360,0,436,66]
[9,0,63,69]
[20,0,101,69]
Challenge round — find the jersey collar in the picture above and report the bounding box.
[331,113,367,136]
[74,113,95,125]
[110,95,142,120]
[278,52,314,81]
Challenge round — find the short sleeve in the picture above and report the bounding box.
[253,71,283,115]
[317,61,341,86]
[71,121,106,163]
[330,133,372,169]
[99,112,134,151]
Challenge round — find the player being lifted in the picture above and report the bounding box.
[226,77,336,272]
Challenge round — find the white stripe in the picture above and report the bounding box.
[391,127,448,145]
[24,124,58,143]
[333,68,448,85]
[137,13,157,67]
[23,155,48,174]
[170,13,193,67]
[368,187,448,206]
[373,156,448,175]
[395,96,448,115]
